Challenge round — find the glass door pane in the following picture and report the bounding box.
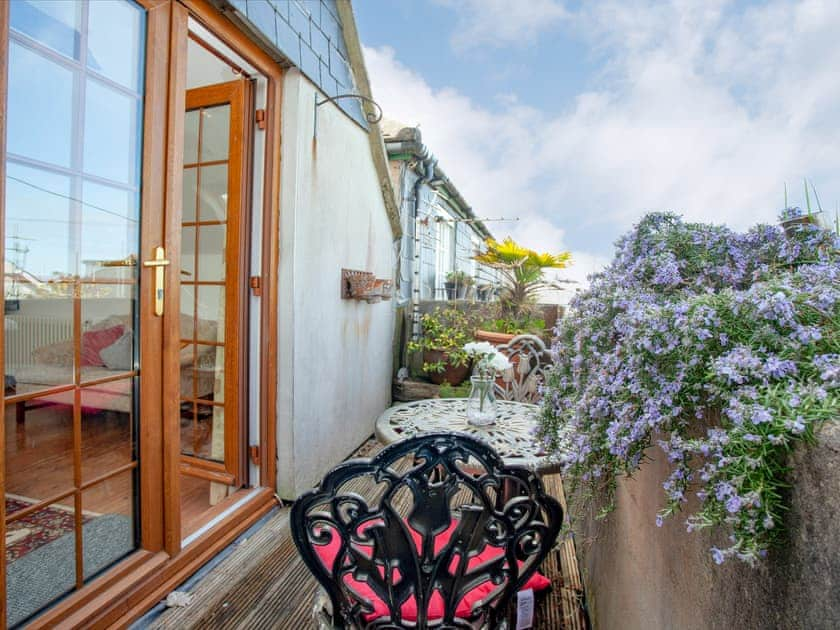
[3,1,144,624]
[178,41,247,510]
[178,34,248,538]
[180,102,231,469]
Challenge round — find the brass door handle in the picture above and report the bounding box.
[143,246,171,316]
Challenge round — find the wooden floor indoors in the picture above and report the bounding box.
[148,439,588,629]
[5,403,237,538]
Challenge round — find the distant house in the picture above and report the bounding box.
[0,0,397,625]
[383,124,497,330]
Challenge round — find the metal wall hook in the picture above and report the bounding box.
[313,93,383,138]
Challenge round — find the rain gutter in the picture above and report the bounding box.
[384,129,493,240]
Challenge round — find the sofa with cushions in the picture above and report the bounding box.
[12,314,218,421]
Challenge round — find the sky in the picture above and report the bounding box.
[354,0,840,288]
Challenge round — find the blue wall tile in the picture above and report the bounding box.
[275,18,301,66]
[310,24,329,61]
[266,0,289,20]
[288,3,311,45]
[329,45,352,88]
[343,97,364,123]
[320,0,340,26]
[318,59,332,93]
[323,75,339,99]
[319,4,341,43]
[330,16,350,60]
[229,0,365,128]
[294,0,316,14]
[246,0,277,41]
[299,41,320,85]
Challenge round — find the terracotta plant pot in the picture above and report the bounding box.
[423,349,471,386]
[780,215,820,237]
[474,329,516,345]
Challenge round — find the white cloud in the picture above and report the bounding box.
[363,0,840,294]
[536,250,612,305]
[435,0,570,51]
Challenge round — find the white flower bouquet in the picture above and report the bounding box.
[462,342,512,426]
[463,341,512,378]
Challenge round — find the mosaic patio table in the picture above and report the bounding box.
[375,398,560,473]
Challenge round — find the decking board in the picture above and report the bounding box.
[148,439,587,629]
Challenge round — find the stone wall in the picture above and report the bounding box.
[572,422,840,630]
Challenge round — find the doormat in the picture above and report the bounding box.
[5,495,96,562]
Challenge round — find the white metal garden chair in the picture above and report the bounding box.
[493,334,552,404]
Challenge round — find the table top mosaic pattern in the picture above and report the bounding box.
[375,398,560,471]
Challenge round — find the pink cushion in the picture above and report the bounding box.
[80,325,124,367]
[312,519,550,622]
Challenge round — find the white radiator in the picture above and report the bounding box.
[4,315,73,368]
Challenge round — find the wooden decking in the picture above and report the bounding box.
[147,440,587,629]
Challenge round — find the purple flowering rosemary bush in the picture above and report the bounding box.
[538,212,840,565]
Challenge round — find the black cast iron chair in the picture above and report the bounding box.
[291,432,562,629]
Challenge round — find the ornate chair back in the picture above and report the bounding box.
[291,433,562,629]
[494,334,551,403]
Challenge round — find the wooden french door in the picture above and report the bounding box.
[0,0,165,624]
[0,0,280,624]
[177,78,248,488]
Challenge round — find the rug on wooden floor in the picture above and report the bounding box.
[6,512,134,628]
[5,495,95,562]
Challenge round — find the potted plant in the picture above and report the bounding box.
[779,179,828,236]
[477,314,548,343]
[407,307,477,385]
[473,237,571,344]
[444,270,474,300]
[462,341,512,426]
[457,271,475,299]
[475,283,495,302]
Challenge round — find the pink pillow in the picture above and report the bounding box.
[81,325,125,367]
[312,519,550,623]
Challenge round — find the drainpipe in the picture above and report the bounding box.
[384,129,437,368]
[411,154,436,343]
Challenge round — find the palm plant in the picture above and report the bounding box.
[473,237,571,323]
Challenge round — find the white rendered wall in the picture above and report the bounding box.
[275,70,395,498]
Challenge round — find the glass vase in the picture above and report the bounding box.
[466,375,497,426]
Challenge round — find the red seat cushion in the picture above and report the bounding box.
[312,519,550,622]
